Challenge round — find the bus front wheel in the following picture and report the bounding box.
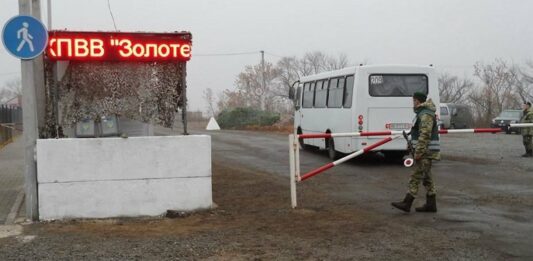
[297,127,311,150]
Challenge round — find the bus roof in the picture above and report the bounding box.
[299,64,435,82]
[440,103,470,108]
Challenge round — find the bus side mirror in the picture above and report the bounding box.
[288,87,295,100]
[289,80,299,100]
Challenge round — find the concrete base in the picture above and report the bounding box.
[36,135,212,220]
[39,178,212,219]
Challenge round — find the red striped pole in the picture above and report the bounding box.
[299,135,401,182]
[298,128,504,140]
[510,123,533,128]
[299,162,335,182]
[298,131,395,139]
[438,128,502,134]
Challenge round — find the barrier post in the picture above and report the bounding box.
[295,135,301,181]
[289,134,297,208]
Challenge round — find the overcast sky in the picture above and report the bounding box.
[1,0,533,111]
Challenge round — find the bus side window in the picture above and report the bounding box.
[343,75,355,108]
[314,80,327,108]
[311,81,317,107]
[302,82,313,108]
[296,84,302,108]
[328,77,342,108]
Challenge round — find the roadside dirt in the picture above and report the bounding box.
[0,159,513,260]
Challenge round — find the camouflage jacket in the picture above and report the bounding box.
[411,99,441,160]
[521,108,533,136]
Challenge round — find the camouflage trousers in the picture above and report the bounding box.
[523,135,533,151]
[408,158,436,197]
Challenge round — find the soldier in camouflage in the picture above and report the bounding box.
[520,102,533,157]
[392,92,440,213]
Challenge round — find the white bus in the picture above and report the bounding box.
[291,64,440,160]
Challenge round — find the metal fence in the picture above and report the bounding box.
[0,105,22,124]
[0,105,22,146]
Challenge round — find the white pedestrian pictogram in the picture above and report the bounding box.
[16,22,34,52]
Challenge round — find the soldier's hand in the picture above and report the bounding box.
[415,154,422,161]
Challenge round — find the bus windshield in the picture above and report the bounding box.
[369,74,428,97]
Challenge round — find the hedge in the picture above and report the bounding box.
[217,107,280,129]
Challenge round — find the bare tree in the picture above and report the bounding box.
[302,51,328,75]
[275,51,351,100]
[469,59,521,125]
[299,51,350,75]
[234,62,282,111]
[218,51,351,114]
[515,61,533,103]
[202,88,216,117]
[4,78,22,95]
[325,53,349,71]
[438,73,474,104]
[0,78,21,103]
[216,89,246,112]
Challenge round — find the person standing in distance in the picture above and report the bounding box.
[392,92,440,213]
[520,102,533,157]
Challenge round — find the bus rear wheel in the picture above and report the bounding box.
[327,138,338,160]
[384,151,407,163]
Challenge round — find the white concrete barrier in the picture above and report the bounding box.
[36,135,212,220]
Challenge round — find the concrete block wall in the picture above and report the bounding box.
[36,135,212,220]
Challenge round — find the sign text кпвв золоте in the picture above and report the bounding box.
[46,31,192,62]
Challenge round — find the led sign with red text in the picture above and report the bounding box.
[46,31,192,62]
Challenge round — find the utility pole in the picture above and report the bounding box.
[31,0,46,132]
[260,50,266,110]
[47,0,52,28]
[181,63,188,135]
[19,0,40,221]
[46,0,60,137]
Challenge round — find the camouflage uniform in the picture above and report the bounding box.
[408,99,440,197]
[521,108,533,154]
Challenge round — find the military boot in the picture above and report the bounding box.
[415,194,437,212]
[391,193,415,212]
[522,149,533,157]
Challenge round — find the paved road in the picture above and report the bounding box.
[1,126,529,258]
[0,138,24,224]
[157,126,533,259]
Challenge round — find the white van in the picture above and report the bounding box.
[291,65,440,159]
[439,103,472,129]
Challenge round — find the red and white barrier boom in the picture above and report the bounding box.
[297,128,505,140]
[510,123,533,128]
[288,125,533,208]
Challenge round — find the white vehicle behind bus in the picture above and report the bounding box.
[289,64,440,160]
[439,103,473,129]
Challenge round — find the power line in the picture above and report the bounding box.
[107,0,118,31]
[0,72,20,76]
[194,51,260,57]
[264,51,284,58]
[193,50,288,59]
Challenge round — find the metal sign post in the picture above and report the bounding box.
[2,0,49,221]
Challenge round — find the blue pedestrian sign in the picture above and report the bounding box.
[2,15,48,60]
